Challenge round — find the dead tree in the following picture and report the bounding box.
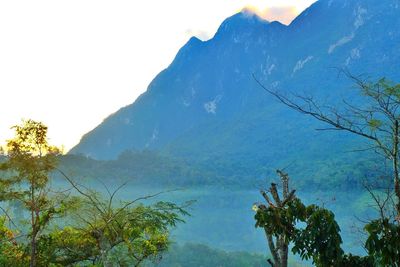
[254,73,400,222]
[258,170,296,267]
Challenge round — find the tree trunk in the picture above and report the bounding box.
[394,120,400,219]
[98,234,112,267]
[265,229,280,266]
[30,228,37,267]
[281,238,288,267]
[30,185,36,267]
[261,171,292,267]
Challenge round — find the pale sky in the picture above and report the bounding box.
[0,0,316,151]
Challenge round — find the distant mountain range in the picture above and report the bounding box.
[69,0,400,187]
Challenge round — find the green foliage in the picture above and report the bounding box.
[255,198,304,238]
[255,197,346,267]
[0,120,60,197]
[0,120,188,266]
[0,216,29,266]
[292,206,343,266]
[0,120,69,266]
[363,78,400,101]
[31,182,189,266]
[144,243,269,267]
[59,150,378,192]
[37,226,98,266]
[367,119,382,131]
[254,182,400,266]
[365,219,400,266]
[60,151,211,187]
[253,174,388,267]
[252,76,400,266]
[341,254,374,267]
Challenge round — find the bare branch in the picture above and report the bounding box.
[56,168,105,215]
[281,190,296,207]
[270,183,282,207]
[0,206,18,229]
[253,74,384,143]
[261,190,276,208]
[108,182,128,211]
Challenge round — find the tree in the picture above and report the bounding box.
[45,173,190,266]
[254,170,374,267]
[254,74,400,220]
[22,179,189,267]
[253,170,295,267]
[0,119,72,267]
[0,120,190,266]
[36,199,187,266]
[254,74,400,265]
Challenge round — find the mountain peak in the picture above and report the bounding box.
[214,10,269,38]
[71,0,400,160]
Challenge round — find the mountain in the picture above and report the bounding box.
[69,0,400,187]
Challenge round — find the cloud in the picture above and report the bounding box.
[242,6,298,25]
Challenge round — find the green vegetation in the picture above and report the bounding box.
[0,120,71,266]
[59,150,377,192]
[254,172,368,266]
[255,171,400,266]
[144,243,268,267]
[254,77,400,266]
[0,120,188,266]
[3,78,400,266]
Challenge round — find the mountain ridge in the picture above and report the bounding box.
[69,0,400,187]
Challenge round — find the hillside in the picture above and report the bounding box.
[70,0,400,188]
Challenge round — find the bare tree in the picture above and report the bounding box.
[254,73,400,221]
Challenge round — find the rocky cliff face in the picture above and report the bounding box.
[70,0,400,170]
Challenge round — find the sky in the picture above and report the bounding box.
[0,0,316,152]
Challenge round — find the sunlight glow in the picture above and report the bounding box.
[241,5,299,25]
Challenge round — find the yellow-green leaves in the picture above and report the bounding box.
[0,120,188,266]
[0,216,29,266]
[368,119,382,131]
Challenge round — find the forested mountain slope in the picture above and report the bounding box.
[70,0,400,187]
